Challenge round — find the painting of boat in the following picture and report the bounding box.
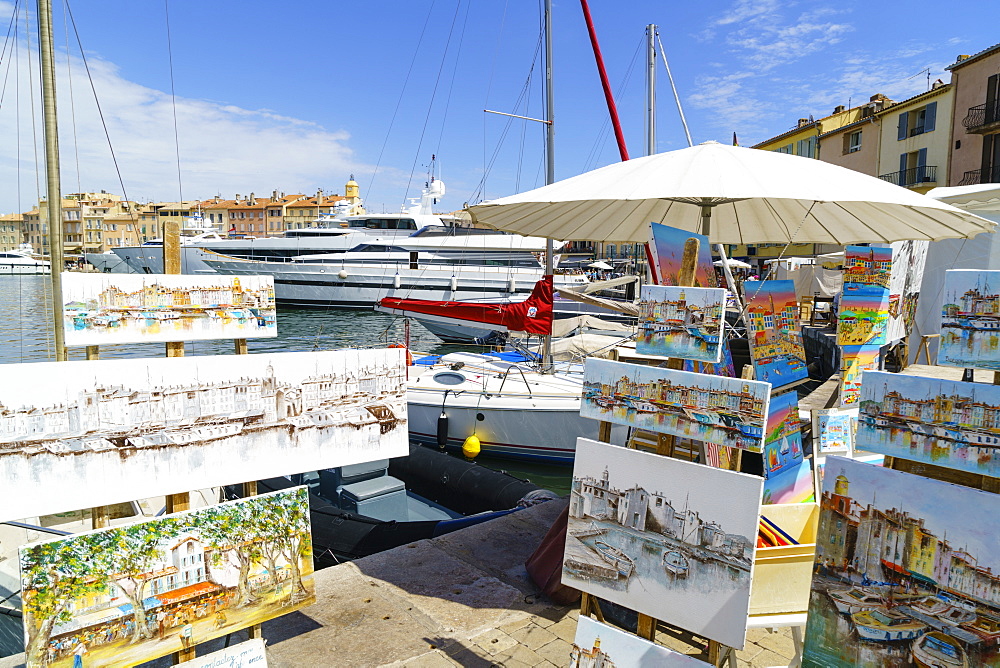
[911,631,969,668]
[827,587,887,615]
[663,550,689,578]
[852,608,927,642]
[593,540,635,578]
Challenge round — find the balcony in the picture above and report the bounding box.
[878,165,938,188]
[963,101,1000,134]
[958,166,1000,186]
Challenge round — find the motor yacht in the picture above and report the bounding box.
[0,247,50,275]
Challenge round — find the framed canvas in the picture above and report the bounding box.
[839,345,880,407]
[637,285,726,362]
[571,616,704,666]
[837,246,892,347]
[940,269,1000,370]
[813,408,858,455]
[648,222,717,288]
[743,280,808,389]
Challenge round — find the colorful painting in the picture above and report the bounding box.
[743,280,808,388]
[582,358,771,453]
[62,273,277,346]
[813,409,858,454]
[856,370,1000,477]
[648,222,717,288]
[839,345,880,407]
[764,459,814,505]
[571,616,704,666]
[763,391,804,476]
[20,487,314,668]
[940,269,1000,370]
[637,285,726,362]
[682,338,736,377]
[837,246,892,346]
[885,240,928,343]
[804,457,1000,667]
[0,348,408,524]
[563,438,761,649]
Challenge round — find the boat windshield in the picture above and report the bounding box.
[924,635,960,658]
[347,217,418,230]
[409,225,507,237]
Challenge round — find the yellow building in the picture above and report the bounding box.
[0,213,24,251]
[875,84,954,193]
[753,104,865,158]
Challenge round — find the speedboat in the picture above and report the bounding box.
[911,631,968,668]
[852,608,927,642]
[663,550,690,578]
[0,247,50,275]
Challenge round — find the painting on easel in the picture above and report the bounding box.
[744,280,808,388]
[813,408,857,455]
[637,285,726,362]
[648,222,717,288]
[940,269,1000,370]
[571,615,704,666]
[563,438,762,650]
[837,246,892,347]
[839,345,880,407]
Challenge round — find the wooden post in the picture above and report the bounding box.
[598,420,612,443]
[163,219,184,358]
[234,338,248,355]
[91,507,110,530]
[166,493,190,514]
[636,613,656,641]
[86,345,99,360]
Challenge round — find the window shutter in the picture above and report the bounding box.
[917,148,927,167]
[897,112,908,141]
[900,153,908,174]
[924,102,937,133]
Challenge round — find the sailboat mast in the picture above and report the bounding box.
[541,0,555,372]
[645,24,656,156]
[37,0,66,361]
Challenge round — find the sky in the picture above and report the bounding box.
[0,0,997,217]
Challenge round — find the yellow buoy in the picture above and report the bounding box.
[462,434,481,458]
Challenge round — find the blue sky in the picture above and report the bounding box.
[0,0,996,216]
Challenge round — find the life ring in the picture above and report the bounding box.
[388,343,414,366]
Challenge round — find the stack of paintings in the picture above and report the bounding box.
[837,246,892,347]
[637,285,726,362]
[571,616,704,666]
[581,358,770,453]
[743,280,808,389]
[648,222,717,288]
[804,457,1000,667]
[762,392,813,504]
[940,269,1000,370]
[563,438,762,650]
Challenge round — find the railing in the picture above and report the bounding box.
[958,166,1000,186]
[878,165,938,187]
[963,101,1000,131]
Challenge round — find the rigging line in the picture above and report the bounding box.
[584,37,641,172]
[655,31,692,148]
[23,1,40,203]
[366,0,437,200]
[61,0,80,192]
[163,0,183,203]
[0,0,20,103]
[433,0,472,157]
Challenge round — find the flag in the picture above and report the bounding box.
[732,132,739,147]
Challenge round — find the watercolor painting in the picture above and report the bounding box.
[563,438,762,649]
[20,487,313,668]
[804,456,1000,667]
[0,348,408,523]
[940,270,1000,371]
[814,409,858,454]
[571,616,704,667]
[885,241,928,343]
[763,391,804,476]
[582,358,771,453]
[856,370,1000,477]
[637,285,726,362]
[62,273,276,346]
[839,345,880,407]
[744,280,808,388]
[764,459,815,505]
[648,222,717,288]
[682,339,736,377]
[837,246,892,347]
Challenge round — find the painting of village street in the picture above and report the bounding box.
[563,438,762,649]
[856,370,1000,478]
[571,616,704,667]
[637,285,726,362]
[838,246,892,347]
[581,358,770,452]
[648,222,717,288]
[939,270,1000,370]
[20,487,314,668]
[744,280,808,388]
[840,345,881,406]
[62,274,277,346]
[804,456,1000,667]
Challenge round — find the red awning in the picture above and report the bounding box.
[155,581,221,605]
[881,559,908,575]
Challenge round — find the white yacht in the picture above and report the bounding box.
[85,250,136,273]
[0,246,50,275]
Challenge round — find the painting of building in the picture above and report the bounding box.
[648,222,717,288]
[571,616,704,667]
[62,274,277,346]
[0,348,408,523]
[744,280,808,388]
[856,370,1000,477]
[804,457,1000,667]
[813,409,857,454]
[20,487,314,668]
[940,269,1000,370]
[563,438,762,650]
[762,391,812,504]
[582,358,770,453]
[837,246,892,346]
[885,240,928,343]
[637,285,726,362]
[839,345,880,407]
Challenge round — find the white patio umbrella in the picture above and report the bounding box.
[587,260,613,270]
[714,258,752,269]
[467,142,995,245]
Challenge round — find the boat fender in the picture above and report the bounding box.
[462,434,481,458]
[393,273,401,289]
[450,275,458,291]
[338,270,348,279]
[436,411,449,449]
[508,278,516,293]
[387,343,413,365]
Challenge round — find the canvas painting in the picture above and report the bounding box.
[856,370,1000,477]
[804,456,1000,667]
[571,616,704,667]
[20,487,314,668]
[648,222,717,288]
[62,273,277,346]
[0,348,408,523]
[885,240,928,343]
[940,269,1000,370]
[743,280,808,388]
[814,409,858,455]
[839,345,880,407]
[637,285,726,362]
[682,338,736,377]
[764,459,814,505]
[837,246,892,346]
[582,358,770,453]
[563,438,762,649]
[763,391,804,477]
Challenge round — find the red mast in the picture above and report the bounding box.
[578,0,629,162]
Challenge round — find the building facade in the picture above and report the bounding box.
[947,44,1000,186]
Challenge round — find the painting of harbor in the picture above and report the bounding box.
[637,285,725,362]
[20,487,313,668]
[885,240,928,343]
[62,273,277,346]
[744,280,808,388]
[939,270,1000,370]
[814,408,858,454]
[837,246,892,347]
[571,616,704,667]
[840,345,880,407]
[803,456,1000,667]
[563,438,762,649]
[0,348,408,523]
[762,391,812,504]
[855,370,1000,477]
[648,222,717,288]
[581,358,770,452]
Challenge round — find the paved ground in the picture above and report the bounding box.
[0,499,799,667]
